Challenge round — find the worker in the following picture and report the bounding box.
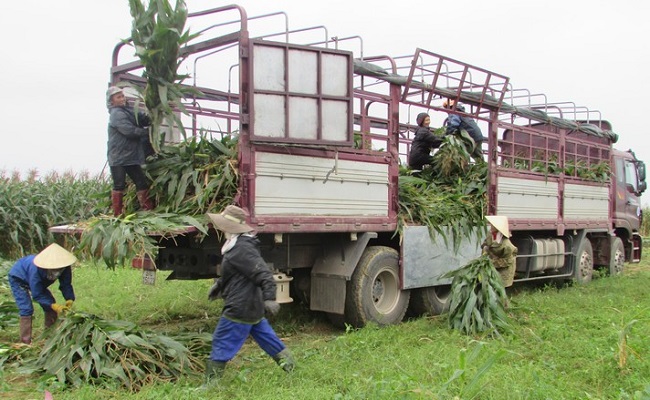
[443,99,486,161]
[408,112,444,170]
[483,216,518,287]
[7,243,77,344]
[203,205,295,385]
[106,85,154,217]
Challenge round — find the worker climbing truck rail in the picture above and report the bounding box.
[106,5,645,327]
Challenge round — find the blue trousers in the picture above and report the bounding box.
[210,316,286,362]
[8,275,48,317]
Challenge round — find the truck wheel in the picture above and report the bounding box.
[573,238,593,284]
[608,237,625,276]
[408,285,451,316]
[345,246,410,328]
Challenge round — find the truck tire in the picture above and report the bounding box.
[345,246,410,328]
[573,238,593,284]
[408,285,451,316]
[608,237,625,276]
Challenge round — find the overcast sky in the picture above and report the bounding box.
[1,1,648,203]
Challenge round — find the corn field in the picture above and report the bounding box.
[0,170,111,258]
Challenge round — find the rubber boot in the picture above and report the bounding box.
[44,310,58,329]
[136,189,154,211]
[111,190,124,217]
[201,360,226,388]
[273,348,295,372]
[19,316,33,344]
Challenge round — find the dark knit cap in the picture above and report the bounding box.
[416,113,429,127]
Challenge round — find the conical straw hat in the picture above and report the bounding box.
[33,243,77,270]
[485,216,511,238]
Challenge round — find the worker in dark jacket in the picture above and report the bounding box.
[203,205,295,385]
[443,99,486,160]
[8,243,77,344]
[408,112,443,170]
[106,86,154,216]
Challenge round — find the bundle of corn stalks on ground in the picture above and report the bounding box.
[33,312,211,390]
[444,255,511,337]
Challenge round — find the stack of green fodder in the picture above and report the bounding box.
[398,130,488,248]
[80,134,237,268]
[34,312,211,390]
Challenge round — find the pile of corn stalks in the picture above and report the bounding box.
[398,131,488,248]
[34,312,210,390]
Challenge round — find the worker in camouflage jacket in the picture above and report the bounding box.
[106,85,154,216]
[203,205,295,386]
[483,216,518,287]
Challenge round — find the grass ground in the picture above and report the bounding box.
[1,254,650,399]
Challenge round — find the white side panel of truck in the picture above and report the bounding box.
[254,152,389,215]
[496,177,558,219]
[564,183,609,220]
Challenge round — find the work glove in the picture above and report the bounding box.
[264,300,281,316]
[51,303,68,314]
[207,279,223,301]
[65,300,74,309]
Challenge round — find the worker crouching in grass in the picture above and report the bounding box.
[203,205,295,386]
[7,243,77,344]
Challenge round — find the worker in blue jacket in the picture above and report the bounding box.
[443,99,486,160]
[8,243,77,344]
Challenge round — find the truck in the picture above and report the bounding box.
[103,4,645,327]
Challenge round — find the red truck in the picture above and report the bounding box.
[102,4,645,327]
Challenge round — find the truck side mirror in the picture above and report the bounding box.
[638,161,646,181]
[638,181,647,194]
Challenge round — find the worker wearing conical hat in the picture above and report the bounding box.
[483,216,518,287]
[7,243,77,344]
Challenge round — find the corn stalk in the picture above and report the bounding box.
[444,256,511,336]
[128,0,200,151]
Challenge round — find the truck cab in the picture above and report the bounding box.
[612,149,646,261]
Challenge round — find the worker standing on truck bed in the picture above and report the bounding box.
[203,205,295,385]
[408,112,444,170]
[443,99,486,161]
[7,243,77,344]
[106,85,154,216]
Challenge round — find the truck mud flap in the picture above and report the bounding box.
[309,232,377,314]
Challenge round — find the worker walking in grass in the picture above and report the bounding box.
[106,85,155,216]
[7,243,77,344]
[204,205,295,385]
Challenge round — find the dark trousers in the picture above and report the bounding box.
[110,165,149,191]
